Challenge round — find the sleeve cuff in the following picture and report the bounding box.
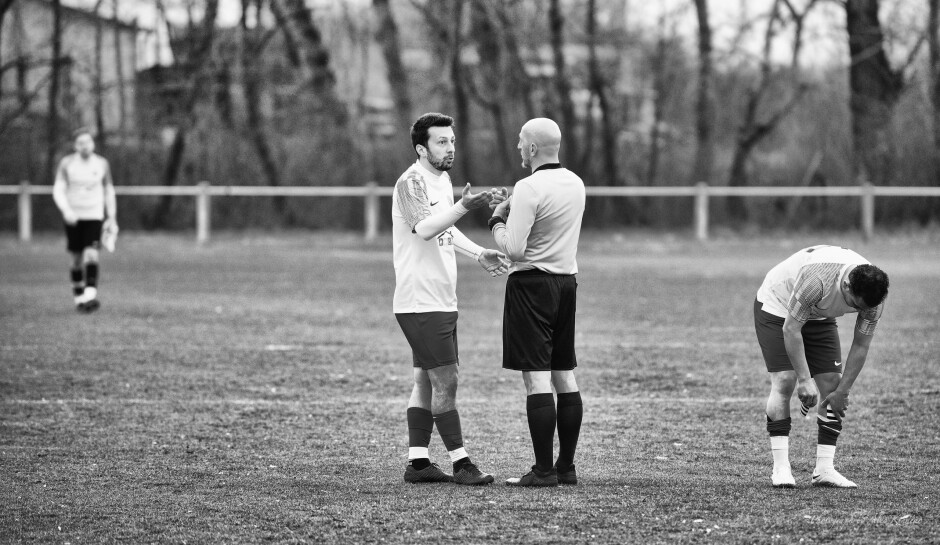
[488,216,506,230]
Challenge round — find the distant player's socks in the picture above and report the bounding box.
[555,391,583,470]
[407,407,433,467]
[70,267,84,300]
[85,262,99,289]
[527,393,557,472]
[433,410,468,470]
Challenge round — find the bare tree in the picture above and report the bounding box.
[691,0,714,185]
[584,0,617,187]
[373,0,412,131]
[549,0,579,168]
[929,0,940,169]
[0,0,17,108]
[45,0,63,182]
[844,0,905,185]
[726,0,812,221]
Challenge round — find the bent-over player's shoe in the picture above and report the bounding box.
[812,468,857,488]
[556,464,578,485]
[505,466,558,487]
[404,462,453,484]
[771,465,796,488]
[453,463,494,485]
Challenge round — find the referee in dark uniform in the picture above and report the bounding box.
[488,118,586,486]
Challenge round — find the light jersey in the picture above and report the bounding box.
[493,165,585,275]
[756,245,884,335]
[58,153,109,220]
[391,161,461,313]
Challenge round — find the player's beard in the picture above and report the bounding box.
[428,152,454,172]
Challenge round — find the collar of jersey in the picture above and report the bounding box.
[534,163,563,173]
[413,160,448,182]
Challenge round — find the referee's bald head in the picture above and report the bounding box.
[521,118,562,152]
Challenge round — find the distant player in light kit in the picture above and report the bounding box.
[52,128,118,313]
[392,112,509,485]
[755,245,888,488]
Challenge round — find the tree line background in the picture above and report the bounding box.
[1,0,938,232]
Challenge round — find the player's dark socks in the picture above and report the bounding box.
[433,409,464,452]
[410,458,431,470]
[766,415,792,436]
[556,391,583,469]
[71,267,84,296]
[452,456,471,473]
[85,262,99,288]
[817,410,842,446]
[527,393,556,472]
[407,407,434,449]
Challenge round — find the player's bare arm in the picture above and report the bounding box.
[52,157,78,225]
[782,314,820,408]
[103,160,118,227]
[824,326,874,419]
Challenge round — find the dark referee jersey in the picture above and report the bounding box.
[492,164,585,275]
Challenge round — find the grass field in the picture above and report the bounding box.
[2,230,939,544]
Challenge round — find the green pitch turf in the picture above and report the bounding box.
[1,231,938,543]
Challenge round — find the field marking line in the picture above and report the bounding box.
[1,396,762,406]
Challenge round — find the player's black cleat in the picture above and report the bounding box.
[453,462,494,485]
[404,462,453,483]
[505,466,558,487]
[82,299,101,313]
[556,463,578,485]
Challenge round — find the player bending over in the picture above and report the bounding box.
[755,245,888,488]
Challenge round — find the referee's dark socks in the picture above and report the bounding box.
[555,391,583,471]
[406,407,433,470]
[70,267,84,296]
[85,262,99,288]
[433,409,469,472]
[766,415,791,436]
[817,409,842,446]
[526,393,556,472]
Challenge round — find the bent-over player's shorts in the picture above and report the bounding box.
[503,269,577,372]
[395,311,458,370]
[64,220,103,253]
[753,299,842,375]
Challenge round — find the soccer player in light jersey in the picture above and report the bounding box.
[755,245,888,488]
[489,118,586,487]
[393,113,509,485]
[52,128,118,313]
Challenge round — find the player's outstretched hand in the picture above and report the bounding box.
[796,377,819,412]
[459,183,493,210]
[488,187,509,210]
[821,390,849,421]
[478,249,510,277]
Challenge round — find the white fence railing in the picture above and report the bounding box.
[3,181,940,243]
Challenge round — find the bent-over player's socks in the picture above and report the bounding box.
[407,407,434,470]
[815,407,842,471]
[433,409,470,472]
[555,391,583,470]
[766,415,792,468]
[527,393,556,473]
[71,267,84,300]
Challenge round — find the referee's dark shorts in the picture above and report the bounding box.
[502,269,577,371]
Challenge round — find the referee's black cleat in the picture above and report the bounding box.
[505,466,558,487]
[453,462,494,485]
[404,462,453,484]
[556,463,577,485]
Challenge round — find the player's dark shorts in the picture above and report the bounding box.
[503,269,577,372]
[395,311,458,370]
[753,299,842,375]
[64,220,103,253]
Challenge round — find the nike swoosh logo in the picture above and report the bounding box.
[834,361,842,366]
[430,201,439,206]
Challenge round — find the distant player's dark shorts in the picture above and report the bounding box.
[754,299,842,375]
[503,270,577,371]
[64,220,103,253]
[395,311,458,370]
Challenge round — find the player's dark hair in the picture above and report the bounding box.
[410,113,454,156]
[72,127,94,141]
[849,264,889,308]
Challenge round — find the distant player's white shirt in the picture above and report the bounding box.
[59,154,109,220]
[392,161,460,313]
[757,245,883,334]
[492,165,585,275]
